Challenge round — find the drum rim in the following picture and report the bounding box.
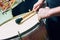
[4,22,40,40]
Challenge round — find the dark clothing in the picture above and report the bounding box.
[46,0,60,8]
[46,0,60,40]
[12,0,38,16]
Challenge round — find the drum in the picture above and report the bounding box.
[0,14,41,40]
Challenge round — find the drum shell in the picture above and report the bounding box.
[4,22,47,40]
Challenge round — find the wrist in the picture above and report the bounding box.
[48,9,54,17]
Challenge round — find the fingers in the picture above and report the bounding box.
[38,7,50,19]
[33,2,40,11]
[38,8,44,19]
[33,5,40,11]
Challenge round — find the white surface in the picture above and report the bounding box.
[0,10,13,25]
[0,14,39,39]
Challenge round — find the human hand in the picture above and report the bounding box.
[38,7,50,20]
[33,0,44,11]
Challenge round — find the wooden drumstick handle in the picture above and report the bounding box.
[22,10,34,19]
[15,10,36,24]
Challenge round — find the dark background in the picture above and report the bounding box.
[12,0,38,16]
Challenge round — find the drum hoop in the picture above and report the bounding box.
[4,22,40,40]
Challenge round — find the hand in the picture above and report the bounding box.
[38,7,50,20]
[33,1,44,11]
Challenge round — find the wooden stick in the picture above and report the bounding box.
[15,10,36,24]
[21,10,36,24]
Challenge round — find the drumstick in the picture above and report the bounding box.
[15,10,36,24]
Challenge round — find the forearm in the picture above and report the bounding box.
[48,6,60,17]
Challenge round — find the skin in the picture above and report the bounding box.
[33,0,60,20]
